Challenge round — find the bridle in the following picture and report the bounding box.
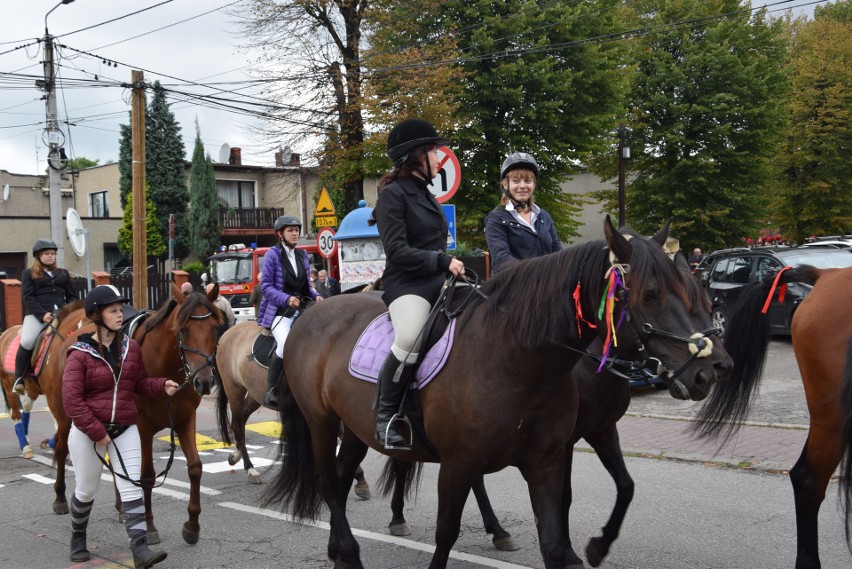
[174,311,218,391]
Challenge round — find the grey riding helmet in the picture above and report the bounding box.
[500,152,539,180]
[32,239,58,256]
[273,215,301,233]
[386,119,450,166]
[84,284,129,317]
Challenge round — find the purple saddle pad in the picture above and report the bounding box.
[349,312,456,389]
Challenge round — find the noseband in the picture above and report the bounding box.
[175,311,218,391]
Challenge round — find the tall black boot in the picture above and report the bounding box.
[122,498,166,569]
[12,346,33,396]
[375,353,412,449]
[69,495,93,562]
[263,355,284,410]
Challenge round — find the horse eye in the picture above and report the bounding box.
[644,289,659,302]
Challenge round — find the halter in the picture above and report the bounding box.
[174,311,218,391]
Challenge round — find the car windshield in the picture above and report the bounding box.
[211,257,253,284]
[779,251,852,269]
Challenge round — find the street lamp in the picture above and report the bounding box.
[616,123,631,228]
[42,0,75,267]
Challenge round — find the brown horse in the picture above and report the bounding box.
[36,284,222,545]
[213,320,370,496]
[694,265,852,569]
[379,249,731,566]
[265,217,727,569]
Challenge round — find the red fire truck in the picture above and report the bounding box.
[208,238,339,320]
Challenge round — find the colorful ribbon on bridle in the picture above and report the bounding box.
[596,264,629,372]
[761,266,793,314]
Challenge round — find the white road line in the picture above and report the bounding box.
[217,502,534,569]
[153,487,190,501]
[23,473,55,484]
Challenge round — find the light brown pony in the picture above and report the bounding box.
[694,265,852,569]
[36,284,222,545]
[214,320,371,496]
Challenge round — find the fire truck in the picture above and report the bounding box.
[207,238,339,320]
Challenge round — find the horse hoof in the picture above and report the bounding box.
[353,482,371,500]
[22,445,34,459]
[182,523,200,545]
[585,537,606,567]
[53,501,69,515]
[40,439,51,450]
[389,522,411,537]
[148,530,161,545]
[228,451,241,466]
[247,468,262,484]
[492,536,519,552]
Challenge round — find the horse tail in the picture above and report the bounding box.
[214,370,232,446]
[376,458,423,499]
[691,282,772,442]
[840,337,852,549]
[261,379,322,521]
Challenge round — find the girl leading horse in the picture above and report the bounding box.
[264,217,726,569]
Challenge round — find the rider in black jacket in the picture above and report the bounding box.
[372,119,464,449]
[13,239,78,395]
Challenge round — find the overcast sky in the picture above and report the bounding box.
[0,0,820,176]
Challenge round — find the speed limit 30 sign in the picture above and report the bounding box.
[317,227,337,259]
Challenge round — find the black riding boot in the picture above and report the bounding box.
[263,355,284,410]
[12,346,33,396]
[122,498,167,569]
[69,496,93,562]
[375,353,411,449]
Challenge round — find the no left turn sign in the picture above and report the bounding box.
[430,146,461,203]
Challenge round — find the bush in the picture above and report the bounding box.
[181,261,206,275]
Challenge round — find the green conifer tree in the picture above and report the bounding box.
[188,122,220,259]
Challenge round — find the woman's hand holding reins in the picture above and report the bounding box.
[448,257,464,277]
[164,380,180,396]
[96,435,110,446]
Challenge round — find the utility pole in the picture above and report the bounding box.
[42,31,65,267]
[616,123,630,228]
[131,70,148,309]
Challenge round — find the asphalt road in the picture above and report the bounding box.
[1,338,849,568]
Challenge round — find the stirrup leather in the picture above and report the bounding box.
[382,413,413,450]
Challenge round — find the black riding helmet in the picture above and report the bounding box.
[33,239,58,256]
[84,285,129,318]
[386,119,449,166]
[273,215,301,233]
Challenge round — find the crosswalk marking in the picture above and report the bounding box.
[245,421,282,438]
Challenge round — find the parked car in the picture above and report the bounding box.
[701,246,852,336]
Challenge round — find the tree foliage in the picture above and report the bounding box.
[118,120,132,209]
[117,187,167,260]
[774,1,851,241]
[605,0,788,253]
[188,124,221,260]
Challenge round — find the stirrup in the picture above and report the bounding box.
[12,378,25,396]
[382,414,413,451]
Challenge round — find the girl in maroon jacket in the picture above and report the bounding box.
[63,285,179,568]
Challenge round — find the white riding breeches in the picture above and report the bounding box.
[388,295,432,364]
[270,314,295,358]
[20,315,48,350]
[68,423,143,503]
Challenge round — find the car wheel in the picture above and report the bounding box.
[711,306,727,337]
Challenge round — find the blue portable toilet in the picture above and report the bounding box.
[333,200,385,291]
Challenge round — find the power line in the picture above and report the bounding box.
[55,1,176,39]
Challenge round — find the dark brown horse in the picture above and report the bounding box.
[265,217,728,569]
[37,284,221,545]
[379,250,731,567]
[693,265,852,569]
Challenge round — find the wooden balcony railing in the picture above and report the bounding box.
[219,207,287,230]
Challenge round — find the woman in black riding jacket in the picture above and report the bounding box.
[372,118,464,449]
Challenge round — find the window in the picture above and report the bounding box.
[710,258,729,283]
[216,180,255,209]
[727,257,753,284]
[755,257,782,282]
[88,190,109,218]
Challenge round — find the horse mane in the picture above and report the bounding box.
[140,292,221,339]
[479,231,688,351]
[57,299,83,322]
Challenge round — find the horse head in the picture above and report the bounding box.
[170,283,222,396]
[603,216,730,401]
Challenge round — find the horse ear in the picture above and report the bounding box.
[673,249,689,270]
[650,219,672,247]
[604,215,632,263]
[206,283,219,302]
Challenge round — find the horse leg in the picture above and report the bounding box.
[429,465,476,569]
[136,423,161,544]
[52,417,72,515]
[560,446,584,568]
[471,475,517,551]
[790,433,841,569]
[335,431,369,503]
[176,412,203,545]
[521,450,574,569]
[584,429,635,567]
[314,423,363,568]
[353,464,371,500]
[230,395,262,484]
[388,459,411,536]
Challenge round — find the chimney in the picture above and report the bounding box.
[229,147,242,166]
[274,151,300,167]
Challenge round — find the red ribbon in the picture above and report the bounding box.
[761,266,793,314]
[573,283,596,337]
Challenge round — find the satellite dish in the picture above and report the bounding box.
[66,207,86,257]
[281,145,292,164]
[218,143,231,164]
[2,184,8,201]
